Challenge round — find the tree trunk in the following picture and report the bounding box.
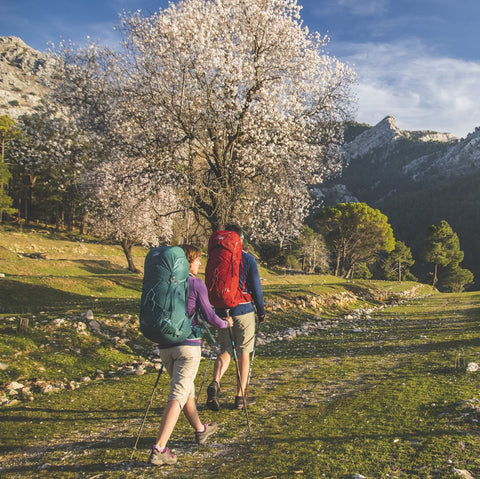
[121,239,140,273]
[334,252,341,277]
[432,263,438,287]
[80,212,88,235]
[25,175,37,224]
[55,203,61,231]
[345,266,353,279]
[17,317,29,333]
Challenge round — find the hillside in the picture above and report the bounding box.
[0,225,432,398]
[1,227,480,478]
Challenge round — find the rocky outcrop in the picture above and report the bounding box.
[343,116,404,159]
[0,36,52,119]
[403,127,480,180]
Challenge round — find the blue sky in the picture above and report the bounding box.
[1,0,479,137]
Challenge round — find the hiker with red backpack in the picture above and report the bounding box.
[141,245,232,467]
[205,224,266,412]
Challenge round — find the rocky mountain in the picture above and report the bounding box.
[0,36,52,119]
[344,115,457,160]
[317,115,480,286]
[344,115,479,182]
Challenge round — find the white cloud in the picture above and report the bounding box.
[337,40,480,137]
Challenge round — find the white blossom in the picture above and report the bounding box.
[83,155,180,271]
[51,0,356,241]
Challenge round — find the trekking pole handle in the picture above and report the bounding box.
[225,309,233,328]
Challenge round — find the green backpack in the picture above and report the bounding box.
[140,246,195,347]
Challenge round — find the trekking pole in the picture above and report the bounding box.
[195,312,220,403]
[130,363,164,459]
[196,311,220,349]
[196,348,215,403]
[244,320,259,402]
[227,309,251,432]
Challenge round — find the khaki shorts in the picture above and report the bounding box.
[158,345,201,408]
[218,311,256,355]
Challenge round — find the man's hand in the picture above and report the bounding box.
[258,314,266,324]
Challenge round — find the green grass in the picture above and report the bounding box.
[0,309,149,384]
[1,225,479,478]
[2,294,479,478]
[0,227,145,313]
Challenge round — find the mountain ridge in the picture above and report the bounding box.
[341,115,479,187]
[344,115,459,160]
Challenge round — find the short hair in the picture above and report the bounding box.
[180,244,202,265]
[224,224,244,238]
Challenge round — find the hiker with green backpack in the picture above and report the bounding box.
[204,224,266,412]
[139,245,232,466]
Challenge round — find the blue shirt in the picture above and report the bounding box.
[215,251,265,318]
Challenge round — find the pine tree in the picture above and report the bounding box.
[423,220,465,288]
[382,241,415,281]
[316,202,395,279]
[0,115,19,221]
[441,264,474,292]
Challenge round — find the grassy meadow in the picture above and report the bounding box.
[1,226,480,478]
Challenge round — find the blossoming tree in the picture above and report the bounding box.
[83,157,180,272]
[52,0,356,241]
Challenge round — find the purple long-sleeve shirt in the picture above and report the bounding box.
[182,274,229,346]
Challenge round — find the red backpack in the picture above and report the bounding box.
[205,230,252,309]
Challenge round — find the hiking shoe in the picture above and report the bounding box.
[195,422,218,445]
[147,446,177,466]
[206,381,220,411]
[234,395,256,410]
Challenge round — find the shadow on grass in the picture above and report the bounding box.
[0,279,88,313]
[261,327,480,362]
[263,428,471,444]
[71,259,131,275]
[0,444,155,477]
[0,278,142,314]
[0,404,164,423]
[0,433,187,476]
[0,462,141,477]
